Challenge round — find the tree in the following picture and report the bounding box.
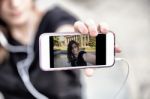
[88,37,96,47]
[53,36,60,47]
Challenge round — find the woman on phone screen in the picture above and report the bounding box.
[67,40,96,66]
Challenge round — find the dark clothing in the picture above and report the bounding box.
[71,51,87,66]
[0,7,82,99]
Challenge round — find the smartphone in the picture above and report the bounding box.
[39,32,115,71]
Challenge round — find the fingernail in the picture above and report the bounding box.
[85,69,94,77]
[101,28,108,33]
[91,30,98,36]
[84,27,88,34]
[79,28,84,33]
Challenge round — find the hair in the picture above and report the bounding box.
[67,40,79,63]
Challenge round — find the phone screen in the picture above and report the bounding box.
[49,34,106,68]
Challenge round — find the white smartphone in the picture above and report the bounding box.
[39,32,115,71]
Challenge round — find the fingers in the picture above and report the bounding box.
[85,19,98,36]
[97,23,109,34]
[74,20,98,36]
[74,20,122,54]
[74,20,111,37]
[74,21,88,34]
[84,68,94,77]
[115,45,122,53]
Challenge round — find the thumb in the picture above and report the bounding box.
[84,68,94,77]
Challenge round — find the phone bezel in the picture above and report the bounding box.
[39,32,115,71]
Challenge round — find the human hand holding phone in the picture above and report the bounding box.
[39,19,121,74]
[74,20,121,76]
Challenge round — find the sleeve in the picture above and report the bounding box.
[44,6,78,32]
[79,51,87,58]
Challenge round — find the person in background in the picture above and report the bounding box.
[0,0,121,99]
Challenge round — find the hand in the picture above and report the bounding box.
[74,19,121,76]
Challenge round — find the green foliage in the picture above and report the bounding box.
[88,37,96,47]
[53,36,60,46]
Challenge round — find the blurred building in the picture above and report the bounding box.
[65,35,90,47]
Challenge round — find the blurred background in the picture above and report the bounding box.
[1,0,149,99]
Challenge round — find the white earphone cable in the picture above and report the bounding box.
[113,58,130,99]
[0,31,48,99]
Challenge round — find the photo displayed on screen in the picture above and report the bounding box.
[49,34,106,68]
